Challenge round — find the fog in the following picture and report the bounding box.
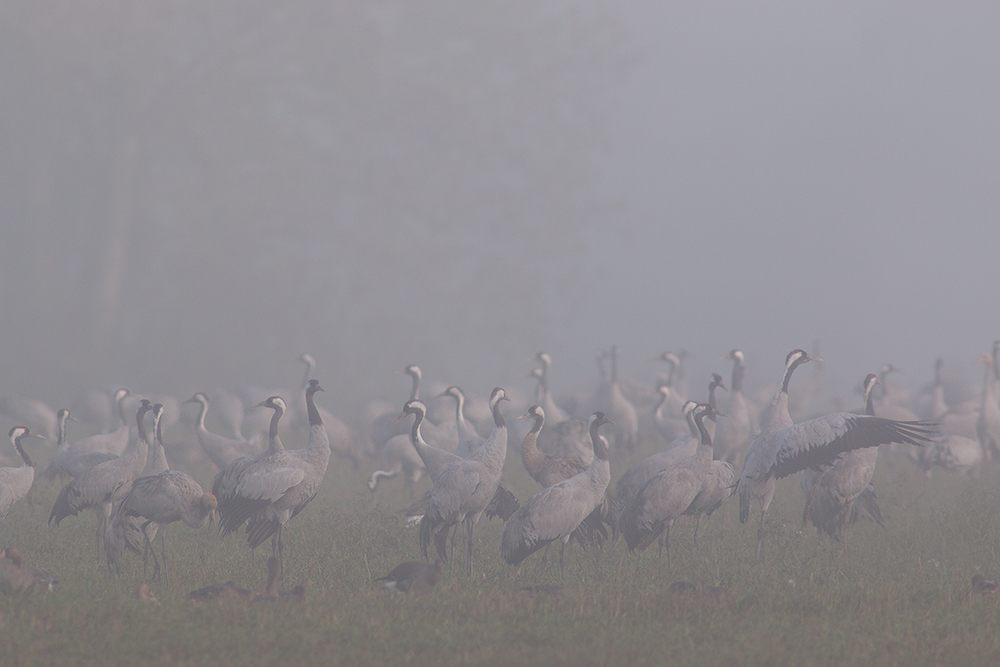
[2,1,998,419]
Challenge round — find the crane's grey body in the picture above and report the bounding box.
[713,350,755,466]
[502,412,612,578]
[534,352,570,424]
[604,346,639,452]
[212,396,287,508]
[0,427,42,524]
[41,409,116,481]
[68,389,132,455]
[419,388,509,576]
[801,374,883,540]
[441,387,486,457]
[183,393,259,470]
[217,381,330,573]
[738,350,937,559]
[619,404,719,558]
[298,354,363,467]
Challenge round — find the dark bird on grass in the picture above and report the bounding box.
[971,574,999,596]
[374,559,443,594]
[188,580,255,601]
[501,412,613,579]
[738,350,938,560]
[217,380,330,576]
[0,547,56,595]
[419,387,509,577]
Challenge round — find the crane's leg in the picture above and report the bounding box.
[756,508,767,562]
[464,517,475,577]
[142,520,160,581]
[665,523,672,567]
[160,528,168,586]
[277,524,285,580]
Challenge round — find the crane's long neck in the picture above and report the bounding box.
[731,362,745,394]
[520,414,545,474]
[654,391,668,419]
[694,412,714,463]
[56,413,69,450]
[865,386,876,417]
[305,387,330,459]
[267,407,285,454]
[708,383,721,412]
[409,409,429,454]
[409,372,420,401]
[982,357,996,407]
[126,411,150,474]
[764,359,804,432]
[14,435,33,468]
[196,398,209,432]
[478,397,508,472]
[301,358,315,390]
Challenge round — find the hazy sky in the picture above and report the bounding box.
[1,1,997,418]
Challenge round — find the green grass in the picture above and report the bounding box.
[2,448,999,666]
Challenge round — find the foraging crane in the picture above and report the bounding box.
[183,393,259,470]
[217,380,330,575]
[49,401,154,554]
[70,389,132,455]
[619,404,720,559]
[801,374,884,540]
[713,350,755,466]
[501,412,613,579]
[737,350,938,559]
[111,468,217,583]
[419,387,509,576]
[0,547,56,595]
[0,427,43,524]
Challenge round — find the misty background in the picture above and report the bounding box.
[1,1,998,420]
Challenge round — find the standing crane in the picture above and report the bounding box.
[49,401,154,555]
[619,404,720,560]
[713,350,755,467]
[419,387,509,577]
[737,350,938,560]
[216,380,330,576]
[438,386,485,457]
[801,374,884,540]
[0,427,44,524]
[69,389,132,455]
[501,412,613,579]
[182,393,259,470]
[40,408,116,481]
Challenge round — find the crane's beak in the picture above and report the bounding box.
[250,401,267,409]
[808,355,823,363]
[67,415,79,422]
[26,432,46,440]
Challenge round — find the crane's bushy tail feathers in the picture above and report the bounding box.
[484,485,519,522]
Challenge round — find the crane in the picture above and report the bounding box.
[713,350,755,467]
[737,350,938,559]
[619,404,720,560]
[182,393,259,470]
[419,387,509,576]
[49,400,154,556]
[216,380,330,576]
[501,412,613,579]
[0,427,44,524]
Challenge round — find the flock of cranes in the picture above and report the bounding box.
[3,341,1000,596]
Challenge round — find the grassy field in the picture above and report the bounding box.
[2,440,999,666]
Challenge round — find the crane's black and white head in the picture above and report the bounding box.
[115,388,130,403]
[518,405,545,423]
[398,399,427,424]
[709,373,726,392]
[439,386,464,401]
[251,396,286,413]
[404,365,421,380]
[307,379,324,393]
[880,363,900,377]
[489,387,508,408]
[536,352,552,368]
[182,392,208,406]
[681,400,697,417]
[9,426,43,444]
[657,385,671,400]
[723,349,744,365]
[299,353,316,368]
